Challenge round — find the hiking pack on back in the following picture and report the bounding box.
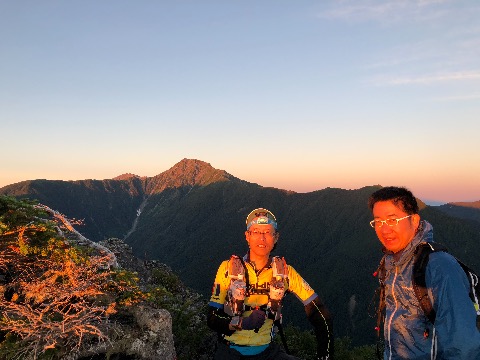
[412,242,480,328]
[374,242,480,335]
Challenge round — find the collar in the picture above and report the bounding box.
[243,253,272,272]
[383,220,434,266]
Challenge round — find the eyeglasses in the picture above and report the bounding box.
[369,215,413,228]
[248,229,276,237]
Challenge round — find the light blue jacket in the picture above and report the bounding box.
[381,220,480,360]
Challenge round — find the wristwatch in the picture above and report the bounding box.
[230,316,242,330]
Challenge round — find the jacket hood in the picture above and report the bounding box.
[385,220,434,267]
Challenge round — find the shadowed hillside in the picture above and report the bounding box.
[0,177,146,241]
[435,201,480,232]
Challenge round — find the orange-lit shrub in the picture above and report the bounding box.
[0,196,139,359]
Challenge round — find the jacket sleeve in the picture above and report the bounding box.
[305,295,334,359]
[427,252,480,359]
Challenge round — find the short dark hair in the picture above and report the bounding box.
[368,186,419,214]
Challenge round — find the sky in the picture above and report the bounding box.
[1,1,479,205]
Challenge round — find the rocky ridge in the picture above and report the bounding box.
[90,238,215,360]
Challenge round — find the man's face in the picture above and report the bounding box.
[372,200,420,253]
[245,224,277,258]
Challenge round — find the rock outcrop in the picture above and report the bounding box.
[58,238,179,360]
[68,306,176,360]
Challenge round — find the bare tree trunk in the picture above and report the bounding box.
[34,204,119,268]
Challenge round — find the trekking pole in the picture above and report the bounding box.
[276,321,290,355]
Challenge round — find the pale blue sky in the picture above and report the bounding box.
[1,1,479,204]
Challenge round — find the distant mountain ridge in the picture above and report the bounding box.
[436,201,480,231]
[449,200,480,209]
[0,159,240,241]
[1,158,479,347]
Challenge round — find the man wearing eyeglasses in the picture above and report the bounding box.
[368,186,480,359]
[207,208,334,360]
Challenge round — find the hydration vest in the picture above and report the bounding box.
[224,255,289,321]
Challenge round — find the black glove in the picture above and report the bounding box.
[241,309,266,330]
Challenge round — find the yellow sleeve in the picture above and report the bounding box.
[287,265,317,305]
[208,260,230,308]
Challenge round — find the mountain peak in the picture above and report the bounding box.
[146,158,236,193]
[173,158,213,172]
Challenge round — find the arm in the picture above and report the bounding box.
[427,252,480,359]
[287,265,334,359]
[206,304,236,336]
[305,296,334,359]
[207,260,237,335]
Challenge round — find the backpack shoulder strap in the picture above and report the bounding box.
[413,242,480,329]
[412,242,448,324]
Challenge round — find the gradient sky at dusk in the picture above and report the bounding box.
[1,1,479,205]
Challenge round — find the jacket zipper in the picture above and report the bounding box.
[386,265,399,360]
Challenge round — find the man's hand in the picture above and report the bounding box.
[241,309,266,330]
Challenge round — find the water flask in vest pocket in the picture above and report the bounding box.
[228,280,246,315]
[225,256,247,316]
[269,280,284,313]
[269,257,288,313]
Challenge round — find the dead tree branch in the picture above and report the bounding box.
[33,204,118,268]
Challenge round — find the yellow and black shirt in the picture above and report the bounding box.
[207,254,334,357]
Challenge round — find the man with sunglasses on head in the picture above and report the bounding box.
[368,186,480,360]
[207,208,334,360]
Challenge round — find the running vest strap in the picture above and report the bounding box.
[225,255,248,316]
[269,256,288,316]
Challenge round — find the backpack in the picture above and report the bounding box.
[373,242,480,336]
[371,242,480,359]
[412,242,480,328]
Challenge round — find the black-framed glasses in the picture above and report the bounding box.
[369,215,413,228]
[248,229,276,237]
